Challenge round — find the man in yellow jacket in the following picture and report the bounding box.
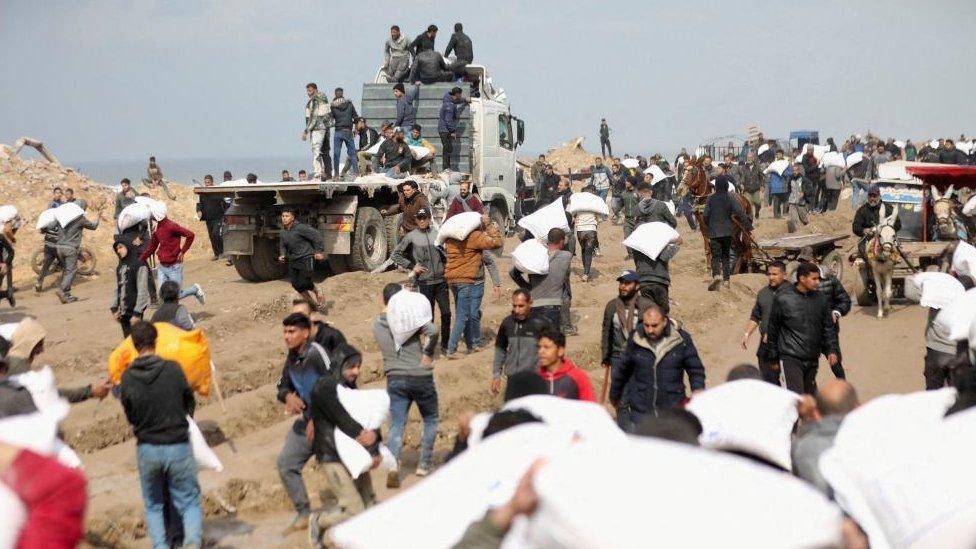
[443,213,502,358]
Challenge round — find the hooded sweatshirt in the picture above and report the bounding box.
[309,344,377,463]
[111,241,150,318]
[538,358,596,402]
[372,314,438,377]
[330,96,359,131]
[119,354,195,445]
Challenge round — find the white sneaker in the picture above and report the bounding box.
[415,466,430,477]
[193,284,205,305]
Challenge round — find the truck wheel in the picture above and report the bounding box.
[232,255,261,282]
[251,238,287,281]
[853,263,875,306]
[821,250,844,281]
[327,254,348,275]
[349,207,389,272]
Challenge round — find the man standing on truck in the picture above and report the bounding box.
[277,207,325,309]
[393,83,419,129]
[444,23,473,77]
[330,87,359,179]
[438,87,471,171]
[599,118,612,158]
[382,180,432,235]
[382,25,412,83]
[302,83,331,180]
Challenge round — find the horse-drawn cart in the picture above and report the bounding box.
[750,233,849,279]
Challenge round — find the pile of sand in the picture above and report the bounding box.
[0,146,209,284]
[543,137,599,175]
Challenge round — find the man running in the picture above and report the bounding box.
[277,207,325,308]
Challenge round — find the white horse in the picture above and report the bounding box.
[866,207,900,319]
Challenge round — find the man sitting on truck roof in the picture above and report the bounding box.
[372,126,411,179]
[382,25,412,83]
[382,180,432,236]
[409,49,454,85]
[406,124,436,174]
[348,117,380,177]
[410,24,438,54]
[444,23,473,77]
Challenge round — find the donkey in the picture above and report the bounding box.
[865,207,900,319]
[930,185,973,243]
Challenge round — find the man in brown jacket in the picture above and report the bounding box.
[381,180,432,235]
[444,213,502,358]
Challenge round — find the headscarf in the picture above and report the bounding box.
[114,238,142,272]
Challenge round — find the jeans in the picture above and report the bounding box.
[578,230,597,275]
[333,129,358,176]
[439,132,456,170]
[37,245,59,288]
[136,442,202,549]
[448,281,484,353]
[310,129,327,179]
[205,219,223,257]
[781,357,818,395]
[276,420,314,514]
[419,282,451,352]
[536,305,560,328]
[386,376,439,470]
[56,246,79,293]
[709,236,733,280]
[595,188,609,202]
[157,263,197,300]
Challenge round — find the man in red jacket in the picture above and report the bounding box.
[536,327,596,402]
[445,176,484,220]
[139,216,205,304]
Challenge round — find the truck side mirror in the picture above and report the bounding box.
[516,118,525,146]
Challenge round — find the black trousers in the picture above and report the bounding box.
[118,314,133,338]
[37,245,60,287]
[709,236,733,280]
[419,281,451,352]
[772,194,788,219]
[822,189,840,212]
[439,132,456,170]
[757,342,781,385]
[639,282,669,316]
[600,138,612,157]
[578,230,597,275]
[288,257,315,293]
[205,219,224,257]
[781,356,818,395]
[924,348,957,390]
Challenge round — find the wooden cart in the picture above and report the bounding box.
[751,233,849,280]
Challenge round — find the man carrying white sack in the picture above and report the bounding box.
[307,343,380,548]
[373,283,439,488]
[55,201,102,304]
[444,213,502,358]
[510,228,572,330]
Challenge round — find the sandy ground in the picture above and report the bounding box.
[1,196,930,548]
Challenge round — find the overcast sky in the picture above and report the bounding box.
[2,1,975,163]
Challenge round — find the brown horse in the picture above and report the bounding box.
[676,157,755,273]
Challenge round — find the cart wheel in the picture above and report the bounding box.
[821,250,844,281]
[853,263,875,306]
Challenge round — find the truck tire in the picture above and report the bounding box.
[251,238,287,281]
[853,263,875,306]
[349,207,389,272]
[232,255,261,282]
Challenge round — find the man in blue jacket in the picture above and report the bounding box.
[438,87,470,171]
[610,304,706,432]
[767,150,791,219]
[393,83,419,129]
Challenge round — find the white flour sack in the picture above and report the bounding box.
[409,145,431,159]
[763,159,789,176]
[187,416,223,472]
[329,424,577,549]
[686,379,800,470]
[933,288,976,340]
[565,191,609,216]
[135,196,167,221]
[35,207,58,230]
[846,151,864,168]
[0,205,17,224]
[517,198,570,239]
[334,386,392,478]
[511,238,549,274]
[819,389,976,549]
[385,289,432,349]
[117,202,152,231]
[622,221,680,260]
[951,240,976,278]
[53,202,84,227]
[434,211,482,245]
[820,151,846,169]
[904,272,966,309]
[467,394,624,447]
[526,437,842,548]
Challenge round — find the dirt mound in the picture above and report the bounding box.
[0,150,210,285]
[543,137,599,175]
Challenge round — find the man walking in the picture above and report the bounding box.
[119,322,202,549]
[373,283,439,487]
[609,161,628,223]
[510,228,572,330]
[739,152,764,218]
[275,312,333,534]
[588,156,612,202]
[139,213,205,304]
[741,261,788,384]
[445,176,484,219]
[381,180,432,235]
[787,162,813,233]
[196,174,227,260]
[632,183,679,313]
[330,87,359,179]
[35,203,62,293]
[768,150,791,218]
[302,83,331,180]
[620,178,639,257]
[601,270,654,380]
[537,328,596,402]
[492,289,551,395]
[390,207,450,354]
[703,175,752,291]
[55,202,102,303]
[277,207,325,308]
[599,118,612,158]
[610,305,706,431]
[765,262,840,395]
[438,87,469,171]
[382,25,412,83]
[444,213,502,358]
[444,22,473,76]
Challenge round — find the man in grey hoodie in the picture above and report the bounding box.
[330,88,359,179]
[372,283,439,488]
[390,207,450,353]
[510,228,572,330]
[382,25,412,83]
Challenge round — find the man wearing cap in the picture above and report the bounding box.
[373,126,411,178]
[438,87,471,171]
[852,184,901,258]
[601,270,655,377]
[390,207,450,354]
[382,180,432,235]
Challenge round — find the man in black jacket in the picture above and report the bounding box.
[277,207,325,308]
[939,139,969,165]
[492,289,551,394]
[390,208,450,352]
[372,126,412,178]
[275,313,333,534]
[292,299,347,362]
[741,261,788,384]
[410,24,438,54]
[852,185,902,258]
[196,174,228,260]
[307,343,379,547]
[119,322,202,549]
[444,22,473,76]
[330,88,360,179]
[352,118,380,176]
[601,270,655,374]
[703,175,751,290]
[766,262,840,394]
[795,249,852,380]
[536,164,560,204]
